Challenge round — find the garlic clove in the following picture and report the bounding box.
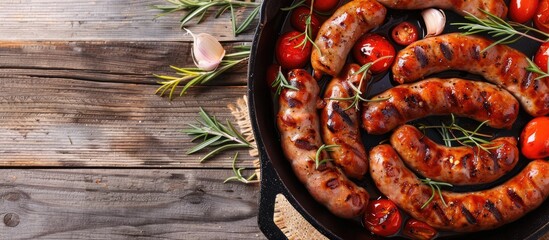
[186,28,226,71]
[422,8,446,38]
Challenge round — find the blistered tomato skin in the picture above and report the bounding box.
[535,0,549,32]
[509,0,539,23]
[404,219,438,240]
[534,42,549,72]
[520,116,549,159]
[266,64,281,91]
[391,22,419,45]
[363,199,402,237]
[352,33,396,74]
[306,0,339,12]
[275,31,312,70]
[290,6,321,37]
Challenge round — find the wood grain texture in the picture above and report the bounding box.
[0,0,258,41]
[0,169,263,239]
[0,75,261,168]
[0,41,248,85]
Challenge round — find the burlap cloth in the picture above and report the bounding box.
[229,96,547,240]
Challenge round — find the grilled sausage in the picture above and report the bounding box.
[390,125,519,185]
[276,69,369,218]
[361,78,519,134]
[392,33,549,116]
[376,0,507,19]
[321,64,369,179]
[311,0,386,78]
[370,144,549,232]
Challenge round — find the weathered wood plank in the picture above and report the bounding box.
[0,0,259,41]
[0,169,263,239]
[0,75,262,168]
[0,41,248,85]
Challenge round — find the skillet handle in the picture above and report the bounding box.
[257,157,290,239]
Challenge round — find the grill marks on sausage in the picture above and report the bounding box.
[332,102,354,126]
[326,178,340,189]
[480,91,492,115]
[506,189,526,209]
[484,200,503,222]
[471,45,481,60]
[461,205,478,225]
[440,42,453,60]
[294,139,317,151]
[432,203,451,225]
[414,46,429,67]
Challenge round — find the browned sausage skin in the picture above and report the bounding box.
[391,125,519,185]
[311,0,386,78]
[321,64,369,179]
[361,78,519,134]
[276,69,369,218]
[376,0,507,19]
[370,144,549,232]
[392,33,549,116]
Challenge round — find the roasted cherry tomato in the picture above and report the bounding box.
[266,64,281,91]
[509,0,539,23]
[363,199,402,237]
[535,0,549,33]
[306,0,339,12]
[403,219,438,240]
[534,42,549,72]
[290,6,321,37]
[520,116,549,159]
[391,22,419,45]
[275,31,312,69]
[352,33,395,74]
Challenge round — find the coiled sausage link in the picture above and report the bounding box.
[391,125,519,185]
[321,64,369,179]
[277,69,369,218]
[311,0,386,78]
[392,33,549,116]
[370,144,549,232]
[361,78,519,134]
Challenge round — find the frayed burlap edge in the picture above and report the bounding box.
[273,194,328,240]
[228,95,261,180]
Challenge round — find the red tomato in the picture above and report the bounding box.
[352,33,396,74]
[290,6,321,37]
[403,219,438,240]
[266,64,281,91]
[363,199,402,237]
[520,116,549,159]
[534,0,549,32]
[391,22,419,45]
[534,42,549,72]
[509,0,539,23]
[275,31,312,70]
[306,0,339,12]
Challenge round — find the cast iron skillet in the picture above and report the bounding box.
[248,1,549,239]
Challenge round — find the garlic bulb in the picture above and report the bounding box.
[422,8,446,38]
[185,28,226,71]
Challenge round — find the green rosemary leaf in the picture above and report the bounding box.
[187,135,222,154]
[223,153,259,184]
[236,5,260,35]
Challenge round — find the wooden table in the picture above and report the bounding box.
[0,1,264,239]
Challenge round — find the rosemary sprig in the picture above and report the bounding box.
[328,56,393,110]
[282,0,321,53]
[153,0,261,36]
[526,58,549,80]
[224,152,259,184]
[182,107,256,162]
[420,178,453,209]
[314,144,339,169]
[418,114,501,153]
[155,45,250,100]
[271,67,299,96]
[452,9,549,51]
